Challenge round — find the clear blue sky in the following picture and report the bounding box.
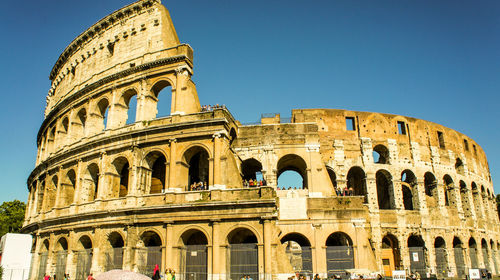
[1,0,499,203]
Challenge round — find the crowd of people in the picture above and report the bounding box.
[239,275,255,280]
[43,273,92,280]
[335,187,356,197]
[201,104,226,112]
[189,181,208,191]
[152,265,176,280]
[243,178,267,187]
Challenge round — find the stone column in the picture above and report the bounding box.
[165,223,174,268]
[54,167,63,209]
[213,133,222,188]
[212,220,221,280]
[263,219,272,280]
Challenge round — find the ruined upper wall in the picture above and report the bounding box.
[45,0,183,116]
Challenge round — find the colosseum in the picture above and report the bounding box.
[23,1,500,280]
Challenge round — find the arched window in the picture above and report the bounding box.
[228,228,258,280]
[381,234,401,275]
[145,152,167,194]
[85,164,99,201]
[139,231,162,277]
[97,99,110,131]
[455,158,464,175]
[443,175,457,207]
[55,238,68,279]
[453,237,466,278]
[241,158,263,185]
[180,229,209,280]
[152,80,173,118]
[471,182,482,218]
[347,167,367,202]
[62,170,76,206]
[424,172,437,197]
[277,154,308,189]
[281,233,312,275]
[44,176,58,211]
[121,89,138,125]
[469,238,478,268]
[481,239,491,271]
[106,232,124,270]
[75,236,92,280]
[401,170,418,210]
[373,144,389,164]
[407,235,426,275]
[376,170,395,210]
[434,237,448,278]
[112,157,129,198]
[326,167,337,190]
[59,117,69,146]
[326,232,354,276]
[182,146,210,191]
[37,240,50,280]
[74,108,87,139]
[460,181,473,217]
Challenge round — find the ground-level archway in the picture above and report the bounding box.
[326,232,354,277]
[75,235,93,280]
[138,231,163,277]
[55,237,68,279]
[180,229,208,280]
[453,237,466,278]
[281,233,312,276]
[434,237,448,278]
[381,234,401,277]
[105,232,125,271]
[408,235,426,275]
[228,228,259,280]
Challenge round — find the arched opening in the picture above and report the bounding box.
[122,89,138,125]
[281,233,312,276]
[326,232,354,276]
[145,152,167,194]
[47,127,56,154]
[434,237,448,278]
[277,154,308,189]
[453,237,466,277]
[62,170,76,206]
[75,236,92,280]
[85,163,99,201]
[180,230,209,280]
[44,176,58,211]
[60,117,69,145]
[376,170,395,210]
[424,172,437,197]
[229,128,237,147]
[490,240,499,273]
[460,181,473,217]
[55,238,68,279]
[401,170,416,210]
[443,175,457,208]
[228,228,258,280]
[407,235,426,275]
[455,158,464,175]
[347,167,367,202]
[481,239,491,271]
[97,98,110,131]
[472,182,482,218]
[37,240,49,280]
[112,157,129,198]
[241,158,264,187]
[182,146,210,191]
[105,232,124,270]
[139,231,163,277]
[327,167,337,191]
[381,234,401,277]
[74,108,87,139]
[469,237,478,268]
[35,179,45,213]
[373,144,390,164]
[152,80,173,118]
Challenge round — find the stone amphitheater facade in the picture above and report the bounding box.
[23,1,500,280]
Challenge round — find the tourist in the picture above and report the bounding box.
[313,274,320,280]
[86,273,95,280]
[171,270,176,280]
[153,264,161,280]
[44,275,50,280]
[166,269,173,280]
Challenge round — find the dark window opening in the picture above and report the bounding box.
[437,131,445,149]
[397,121,406,135]
[373,145,389,164]
[464,139,469,151]
[345,117,355,131]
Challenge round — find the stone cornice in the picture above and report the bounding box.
[49,0,160,80]
[39,54,190,143]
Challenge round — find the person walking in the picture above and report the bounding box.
[86,273,95,280]
[152,264,161,280]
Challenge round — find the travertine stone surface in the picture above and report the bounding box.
[24,1,500,280]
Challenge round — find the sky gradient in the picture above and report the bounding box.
[0,0,499,203]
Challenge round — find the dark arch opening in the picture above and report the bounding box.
[434,237,448,278]
[281,233,312,275]
[122,89,138,125]
[401,170,417,210]
[408,235,426,275]
[277,154,308,189]
[140,231,162,277]
[180,230,209,280]
[381,234,401,273]
[469,237,479,268]
[106,232,124,270]
[97,99,110,130]
[152,80,173,118]
[228,228,258,280]
[481,239,491,271]
[373,144,390,164]
[326,232,354,276]
[146,152,166,194]
[455,158,464,175]
[241,158,263,182]
[229,128,237,147]
[183,146,210,190]
[87,163,99,201]
[327,167,337,190]
[424,172,437,197]
[460,181,472,217]
[113,157,129,198]
[376,170,394,210]
[347,167,367,202]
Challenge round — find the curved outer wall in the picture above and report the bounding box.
[24,1,500,280]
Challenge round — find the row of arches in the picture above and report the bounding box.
[38,79,174,163]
